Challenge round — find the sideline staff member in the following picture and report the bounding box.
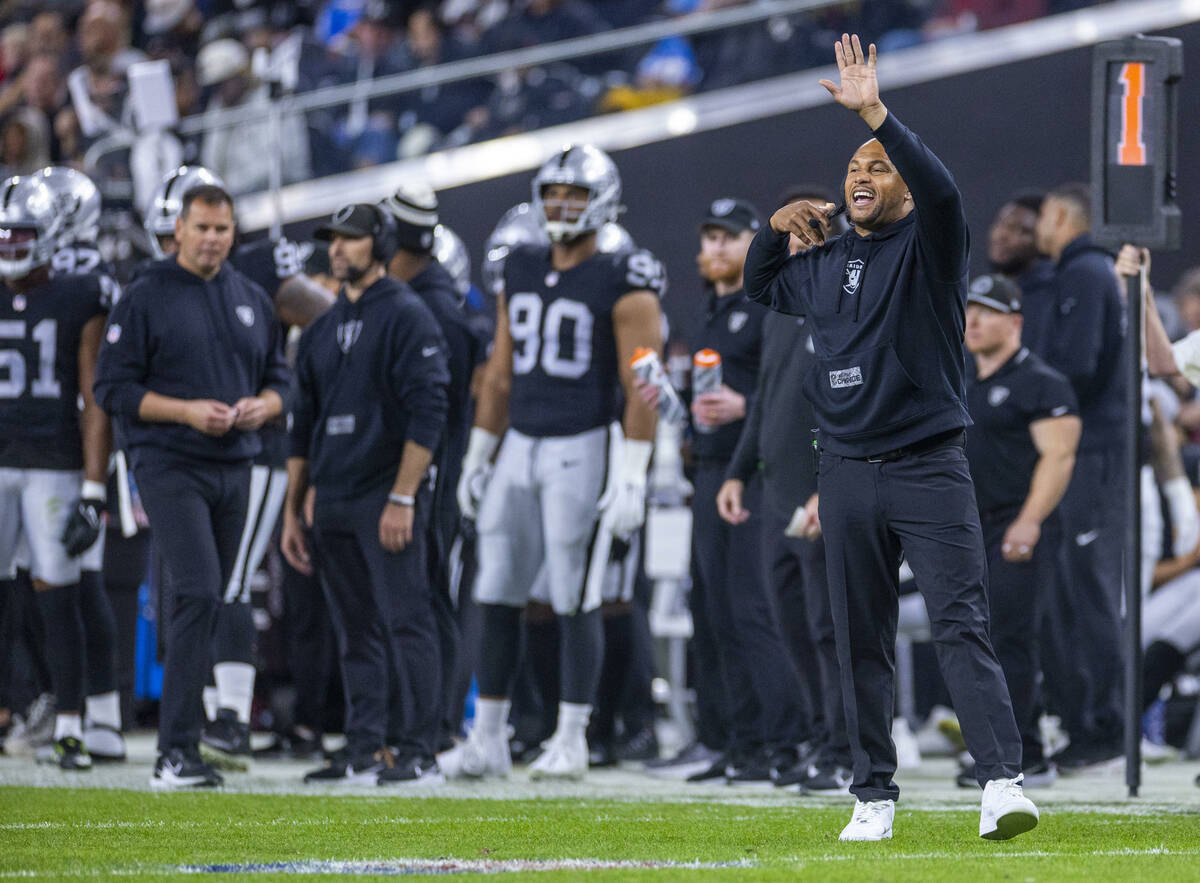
[94,184,289,788]
[744,34,1037,842]
[282,204,450,786]
[963,275,1079,787]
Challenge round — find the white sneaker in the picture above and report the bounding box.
[528,731,588,781]
[83,722,126,762]
[980,775,1039,840]
[838,799,894,841]
[459,729,511,779]
[435,742,465,779]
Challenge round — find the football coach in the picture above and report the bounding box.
[743,34,1037,842]
[281,203,450,786]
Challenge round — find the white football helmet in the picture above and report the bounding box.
[144,165,225,258]
[432,224,471,302]
[531,144,621,243]
[34,167,101,248]
[0,176,63,279]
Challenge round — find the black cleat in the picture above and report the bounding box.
[201,708,251,771]
[53,736,93,771]
[152,748,223,789]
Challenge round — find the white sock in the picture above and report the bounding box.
[473,698,511,738]
[556,702,591,738]
[84,691,121,730]
[213,662,255,724]
[202,686,219,722]
[54,713,83,742]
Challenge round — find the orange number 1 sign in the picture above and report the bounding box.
[1118,62,1147,166]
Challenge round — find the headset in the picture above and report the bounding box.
[370,204,399,265]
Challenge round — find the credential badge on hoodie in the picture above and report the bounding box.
[829,367,863,388]
[337,320,363,353]
[843,258,865,296]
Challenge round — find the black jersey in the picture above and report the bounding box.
[0,274,108,469]
[231,236,316,299]
[503,244,664,437]
[52,242,120,308]
[965,347,1078,514]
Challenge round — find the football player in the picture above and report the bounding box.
[455,145,665,780]
[0,175,113,770]
[37,166,125,762]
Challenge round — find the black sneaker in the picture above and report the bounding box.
[645,742,721,779]
[615,727,659,763]
[686,754,732,783]
[588,741,618,768]
[726,747,779,787]
[378,755,446,786]
[201,709,251,771]
[1056,741,1122,774]
[54,736,93,771]
[802,762,852,792]
[152,748,223,789]
[254,728,323,761]
[303,750,352,783]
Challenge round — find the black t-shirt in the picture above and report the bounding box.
[0,274,108,469]
[503,244,664,437]
[965,347,1078,515]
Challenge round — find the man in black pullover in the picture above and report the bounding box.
[94,184,290,788]
[744,34,1036,842]
[281,203,450,786]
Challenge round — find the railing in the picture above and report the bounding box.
[174,0,843,136]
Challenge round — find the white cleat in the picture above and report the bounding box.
[839,799,894,841]
[459,730,512,779]
[980,775,1039,840]
[435,742,466,779]
[528,732,588,781]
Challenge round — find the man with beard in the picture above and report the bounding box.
[986,194,1056,356]
[642,198,805,786]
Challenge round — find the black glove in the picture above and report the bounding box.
[61,497,104,557]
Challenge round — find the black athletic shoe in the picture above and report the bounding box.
[686,754,732,783]
[1056,741,1122,773]
[53,736,92,771]
[615,727,659,763]
[588,741,618,768]
[378,755,446,786]
[202,708,251,756]
[726,746,781,787]
[303,749,353,783]
[801,762,853,792]
[151,748,223,789]
[254,728,323,761]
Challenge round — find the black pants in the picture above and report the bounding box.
[818,440,1021,801]
[981,508,1054,766]
[691,463,804,755]
[312,486,439,760]
[135,458,251,754]
[763,505,850,766]
[1041,449,1125,751]
[282,551,341,736]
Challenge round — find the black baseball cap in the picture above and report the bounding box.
[700,198,761,234]
[967,274,1022,314]
[314,204,381,241]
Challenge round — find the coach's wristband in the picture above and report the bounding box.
[388,493,415,507]
[82,480,107,503]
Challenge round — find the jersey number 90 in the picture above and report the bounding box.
[508,294,593,379]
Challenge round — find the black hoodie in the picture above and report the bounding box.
[743,112,971,458]
[94,257,290,466]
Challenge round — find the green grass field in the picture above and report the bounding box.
[4,785,1200,881]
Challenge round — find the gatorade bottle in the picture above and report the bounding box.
[630,347,687,424]
[693,348,722,434]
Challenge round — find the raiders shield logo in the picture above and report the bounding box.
[710,198,736,217]
[337,320,362,353]
[12,294,25,312]
[236,305,255,327]
[728,311,748,333]
[988,386,1010,406]
[843,258,865,296]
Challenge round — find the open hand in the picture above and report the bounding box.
[819,34,884,124]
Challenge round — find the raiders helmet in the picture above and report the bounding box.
[531,144,621,243]
[34,167,101,248]
[0,176,63,279]
[432,224,471,302]
[481,202,547,296]
[144,165,225,258]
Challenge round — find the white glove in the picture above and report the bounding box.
[456,427,500,520]
[604,439,653,538]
